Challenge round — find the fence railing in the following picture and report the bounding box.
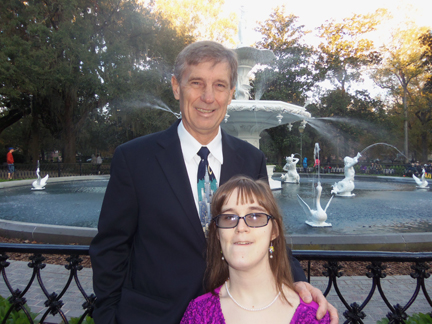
[0,244,431,324]
[0,162,111,180]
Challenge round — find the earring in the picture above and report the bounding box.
[269,242,274,259]
[221,250,225,261]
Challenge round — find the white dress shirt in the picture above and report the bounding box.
[177,121,223,214]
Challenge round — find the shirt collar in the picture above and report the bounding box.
[177,121,223,164]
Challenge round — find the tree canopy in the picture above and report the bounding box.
[316,9,387,91]
[149,0,237,45]
[0,0,187,163]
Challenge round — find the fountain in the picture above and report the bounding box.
[31,160,49,190]
[219,27,310,190]
[281,154,300,184]
[297,143,334,227]
[413,168,430,189]
[331,152,362,197]
[220,9,310,150]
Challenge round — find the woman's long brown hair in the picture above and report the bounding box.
[204,175,295,302]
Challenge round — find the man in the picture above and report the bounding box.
[6,147,15,180]
[90,41,338,324]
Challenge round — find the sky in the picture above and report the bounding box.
[224,0,432,47]
[222,0,432,98]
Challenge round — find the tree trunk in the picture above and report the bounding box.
[30,110,40,166]
[63,126,76,164]
[421,131,428,163]
[62,91,77,163]
[403,89,409,162]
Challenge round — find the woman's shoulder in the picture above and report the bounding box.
[291,298,330,324]
[193,289,220,304]
[180,287,225,324]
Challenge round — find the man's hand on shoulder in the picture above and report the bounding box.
[293,281,339,324]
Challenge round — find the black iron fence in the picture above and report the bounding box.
[0,244,431,324]
[0,162,111,180]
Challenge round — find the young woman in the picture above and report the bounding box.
[181,176,330,323]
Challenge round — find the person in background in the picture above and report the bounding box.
[181,176,331,324]
[6,147,15,180]
[302,157,308,173]
[96,154,102,174]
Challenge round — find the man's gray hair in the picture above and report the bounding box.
[173,41,238,89]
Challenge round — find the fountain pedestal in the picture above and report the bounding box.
[266,165,281,190]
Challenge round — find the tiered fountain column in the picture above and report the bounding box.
[221,47,311,149]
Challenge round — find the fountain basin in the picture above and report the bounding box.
[0,175,431,250]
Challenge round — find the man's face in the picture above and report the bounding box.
[172,60,235,144]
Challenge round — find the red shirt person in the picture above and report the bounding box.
[6,147,15,180]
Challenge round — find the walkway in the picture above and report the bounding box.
[1,260,431,323]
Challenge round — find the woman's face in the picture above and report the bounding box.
[217,188,277,273]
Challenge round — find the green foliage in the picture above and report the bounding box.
[274,165,284,172]
[0,295,40,324]
[316,9,387,91]
[61,315,95,324]
[150,0,237,45]
[377,312,432,324]
[0,0,188,162]
[254,7,318,104]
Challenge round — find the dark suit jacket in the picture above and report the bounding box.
[90,120,306,324]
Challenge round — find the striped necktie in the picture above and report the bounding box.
[197,147,218,237]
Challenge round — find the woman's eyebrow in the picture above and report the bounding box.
[220,207,236,214]
[246,205,267,212]
[220,206,267,214]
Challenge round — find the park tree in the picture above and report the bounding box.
[149,0,237,45]
[316,9,387,92]
[0,0,185,163]
[372,25,430,162]
[253,6,318,164]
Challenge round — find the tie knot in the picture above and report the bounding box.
[197,147,210,160]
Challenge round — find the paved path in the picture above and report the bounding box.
[1,260,431,323]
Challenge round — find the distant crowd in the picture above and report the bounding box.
[403,161,432,177]
[295,158,432,177]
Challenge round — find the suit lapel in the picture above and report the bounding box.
[156,122,206,244]
[220,130,245,185]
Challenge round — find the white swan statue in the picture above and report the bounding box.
[32,161,49,190]
[413,168,429,189]
[297,182,334,227]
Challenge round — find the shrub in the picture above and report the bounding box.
[274,165,284,172]
[0,294,40,324]
[377,312,432,324]
[61,316,95,324]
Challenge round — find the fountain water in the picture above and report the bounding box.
[360,143,407,158]
[297,143,334,227]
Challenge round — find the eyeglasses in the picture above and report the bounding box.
[213,213,273,229]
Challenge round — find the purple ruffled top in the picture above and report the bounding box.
[180,286,330,323]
